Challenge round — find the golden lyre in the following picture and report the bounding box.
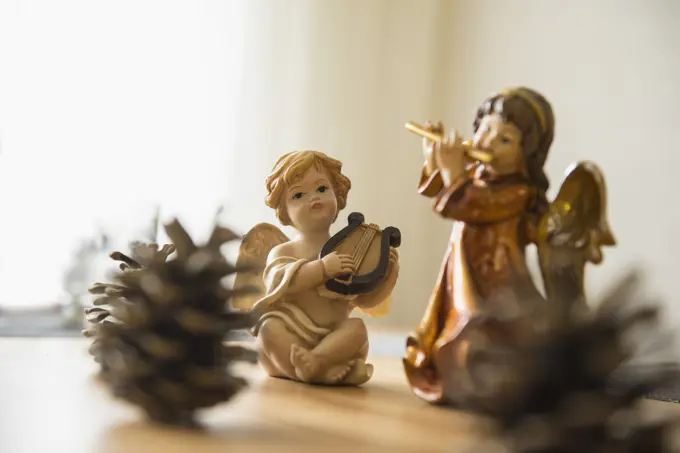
[404,121,493,163]
[319,212,401,296]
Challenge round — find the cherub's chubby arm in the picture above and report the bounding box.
[266,243,325,294]
[352,248,400,310]
[266,243,355,295]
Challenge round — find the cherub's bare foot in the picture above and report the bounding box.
[319,360,355,384]
[290,344,321,382]
[340,359,374,386]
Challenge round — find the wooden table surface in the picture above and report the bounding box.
[1,337,679,453]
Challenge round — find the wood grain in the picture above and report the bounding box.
[0,338,677,453]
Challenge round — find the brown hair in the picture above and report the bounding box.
[473,87,555,218]
[265,150,351,226]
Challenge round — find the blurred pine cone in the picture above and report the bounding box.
[83,242,176,370]
[471,271,679,453]
[83,219,257,427]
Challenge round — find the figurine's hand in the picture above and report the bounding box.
[421,121,444,174]
[433,129,466,186]
[321,252,355,279]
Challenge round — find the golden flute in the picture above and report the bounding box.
[404,121,493,163]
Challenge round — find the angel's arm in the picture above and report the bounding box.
[430,176,532,224]
[266,245,327,295]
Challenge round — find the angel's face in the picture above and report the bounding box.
[473,113,525,176]
[285,167,338,233]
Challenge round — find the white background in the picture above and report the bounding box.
[0,0,246,307]
[0,1,678,334]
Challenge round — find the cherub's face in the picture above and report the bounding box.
[473,113,525,176]
[285,167,338,233]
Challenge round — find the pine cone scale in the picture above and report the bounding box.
[109,251,142,269]
[184,367,230,389]
[174,309,223,334]
[92,295,121,306]
[137,334,186,360]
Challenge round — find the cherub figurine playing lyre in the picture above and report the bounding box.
[233,150,400,386]
[403,87,616,408]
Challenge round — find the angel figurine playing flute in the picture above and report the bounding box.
[403,87,616,410]
[233,150,400,386]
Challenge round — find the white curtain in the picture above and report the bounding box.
[0,0,247,307]
[228,0,456,327]
[0,0,490,328]
[0,0,671,332]
[182,0,680,329]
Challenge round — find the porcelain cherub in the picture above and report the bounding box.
[233,150,399,385]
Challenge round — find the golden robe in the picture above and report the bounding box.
[403,165,545,406]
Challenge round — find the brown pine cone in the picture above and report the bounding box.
[83,219,258,428]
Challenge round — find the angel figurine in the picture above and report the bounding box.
[233,150,400,386]
[402,87,616,408]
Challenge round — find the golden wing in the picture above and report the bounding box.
[232,223,290,311]
[537,161,616,318]
[352,249,399,318]
[355,295,392,318]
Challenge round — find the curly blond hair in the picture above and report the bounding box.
[265,150,351,226]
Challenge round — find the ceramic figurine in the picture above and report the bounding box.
[233,150,400,386]
[402,87,616,407]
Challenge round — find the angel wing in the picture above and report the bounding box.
[355,295,392,318]
[350,248,399,318]
[537,161,616,318]
[232,223,290,311]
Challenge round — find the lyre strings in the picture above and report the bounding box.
[344,224,380,281]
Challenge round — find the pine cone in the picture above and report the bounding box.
[83,242,176,371]
[472,271,679,453]
[83,219,258,428]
